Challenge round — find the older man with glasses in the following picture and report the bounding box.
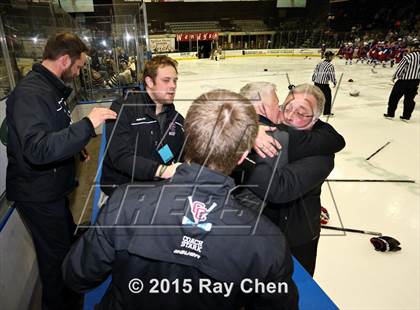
[234,82,345,276]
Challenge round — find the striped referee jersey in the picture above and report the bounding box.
[312,60,337,85]
[393,51,420,80]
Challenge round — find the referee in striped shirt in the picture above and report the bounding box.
[384,40,420,121]
[312,51,337,115]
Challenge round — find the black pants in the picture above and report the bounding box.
[15,198,81,310]
[315,83,332,115]
[290,236,320,277]
[386,79,419,119]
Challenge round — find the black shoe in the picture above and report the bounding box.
[399,116,410,122]
[383,114,394,119]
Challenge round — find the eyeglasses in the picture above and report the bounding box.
[282,104,314,120]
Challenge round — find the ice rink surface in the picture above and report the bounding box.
[173,56,420,310]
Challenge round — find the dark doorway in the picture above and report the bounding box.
[198,41,212,58]
[178,41,190,53]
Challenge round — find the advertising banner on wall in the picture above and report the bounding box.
[176,32,218,42]
[149,38,175,53]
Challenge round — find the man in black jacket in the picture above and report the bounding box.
[101,55,184,197]
[63,89,298,310]
[237,82,345,276]
[6,32,117,310]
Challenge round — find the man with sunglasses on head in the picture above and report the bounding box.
[234,82,345,276]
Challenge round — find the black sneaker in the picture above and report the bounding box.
[399,116,410,122]
[383,114,394,119]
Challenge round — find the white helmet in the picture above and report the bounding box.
[349,90,360,96]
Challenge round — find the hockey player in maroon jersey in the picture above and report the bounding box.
[344,42,354,65]
[337,43,345,59]
[356,42,369,64]
[368,42,379,67]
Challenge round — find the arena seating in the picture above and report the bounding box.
[231,19,269,32]
[165,21,221,33]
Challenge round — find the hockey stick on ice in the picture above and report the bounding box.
[321,225,382,236]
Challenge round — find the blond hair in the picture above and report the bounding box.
[184,89,258,175]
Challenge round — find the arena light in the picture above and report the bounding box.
[101,40,107,47]
[32,36,38,44]
[125,32,132,41]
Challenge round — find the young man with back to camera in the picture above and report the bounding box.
[63,89,298,310]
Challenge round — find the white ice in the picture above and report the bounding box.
[174,56,420,310]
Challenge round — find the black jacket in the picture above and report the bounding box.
[266,120,345,246]
[235,116,345,246]
[100,92,184,196]
[6,63,95,202]
[63,163,298,310]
